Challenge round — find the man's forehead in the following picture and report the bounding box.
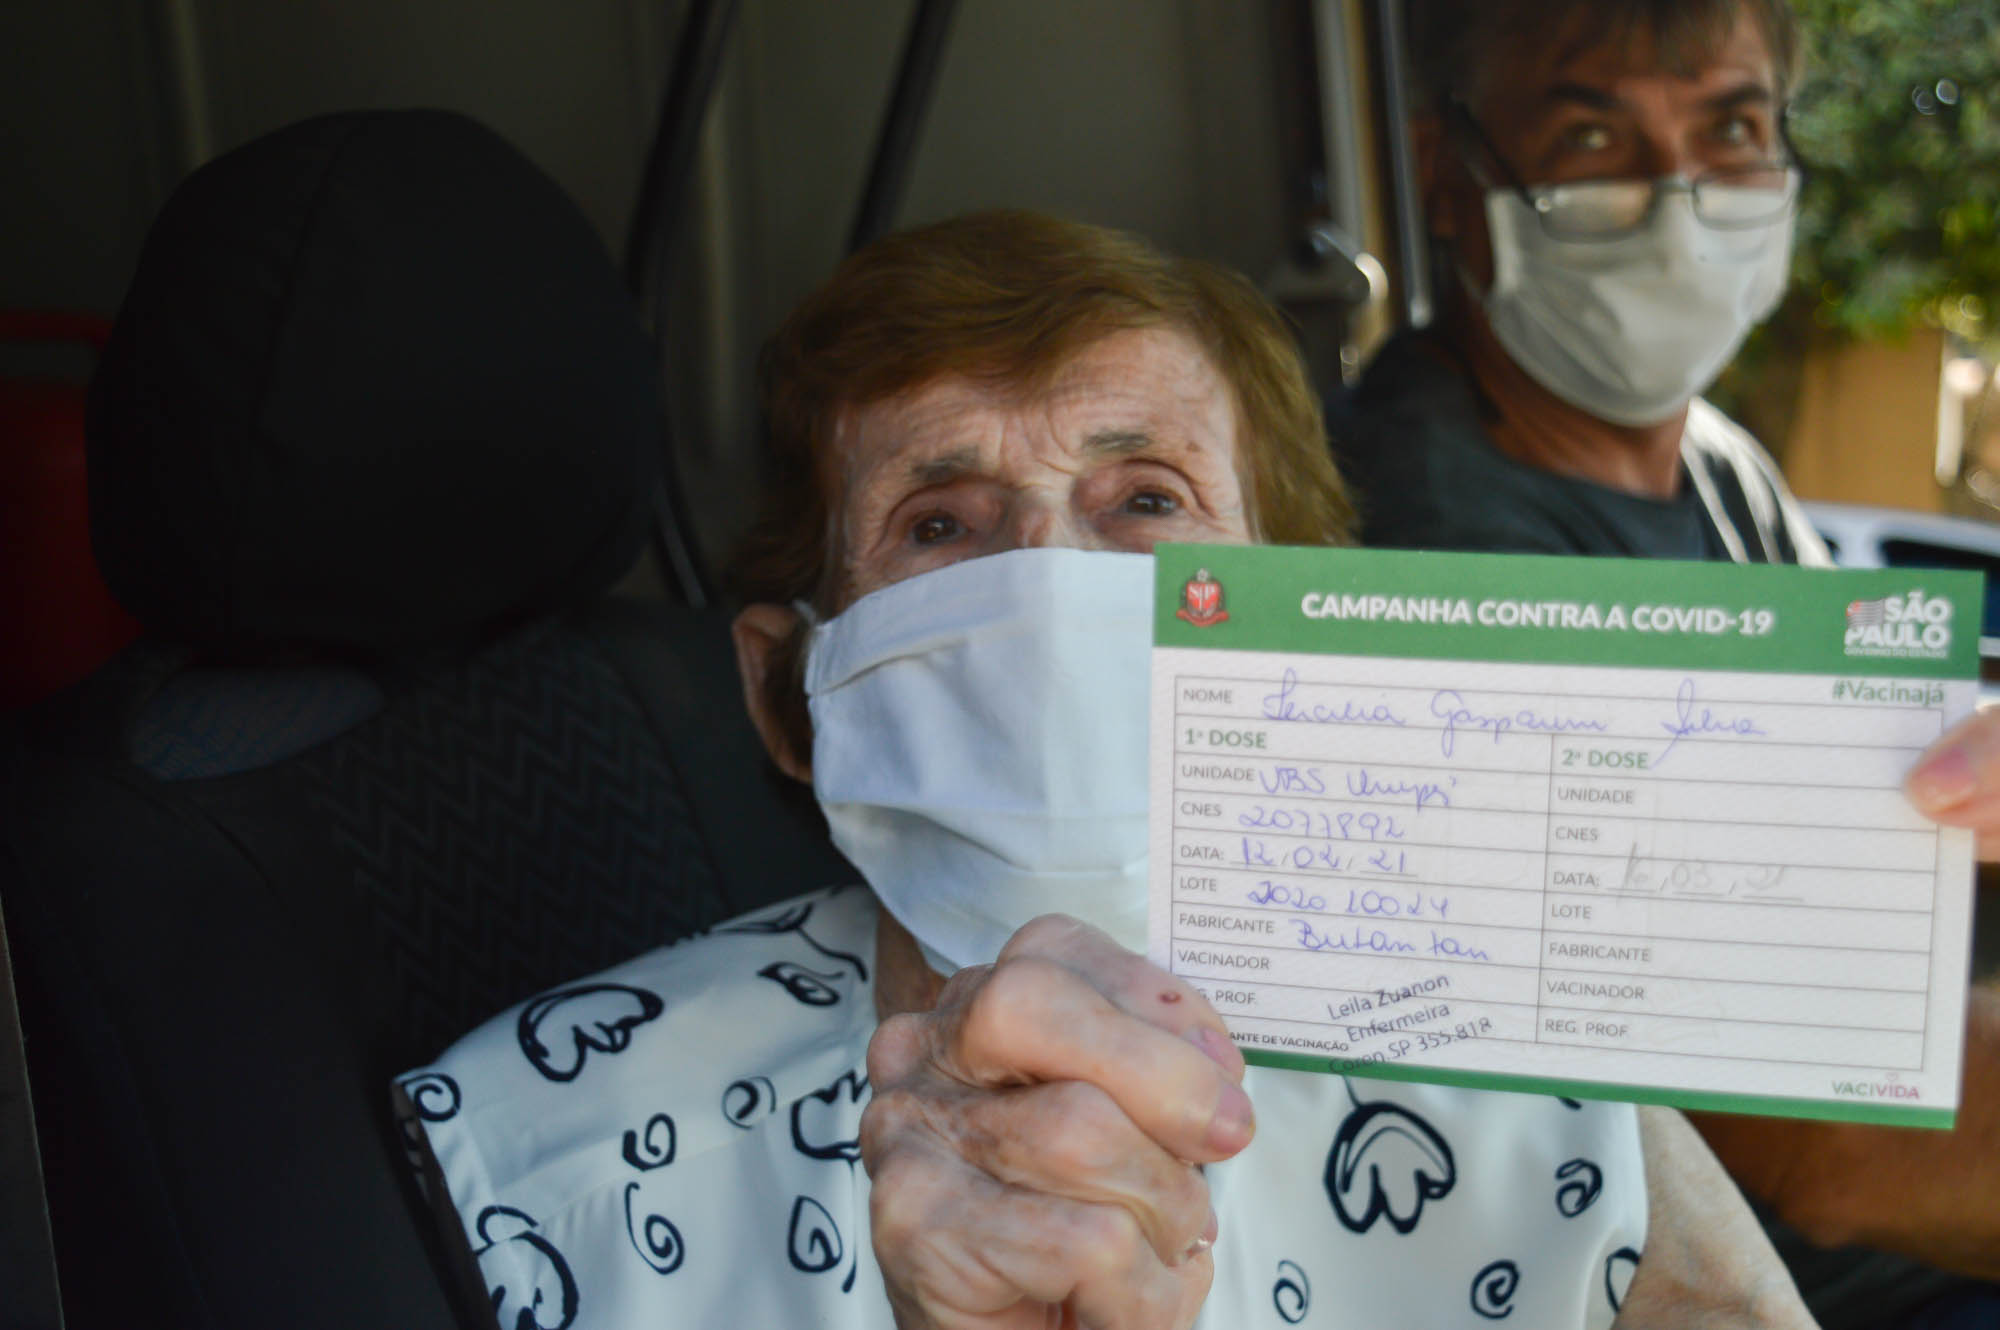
[1476,7,1775,110]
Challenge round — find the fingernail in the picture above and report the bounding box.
[1909,742,1978,810]
[1187,1025,1245,1077]
[1206,1081,1255,1154]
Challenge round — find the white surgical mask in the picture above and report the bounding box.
[1479,185,1793,426]
[803,547,1153,974]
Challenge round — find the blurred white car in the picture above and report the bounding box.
[1803,501,2000,705]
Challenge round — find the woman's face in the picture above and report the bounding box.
[732,325,1258,783]
[828,326,1255,609]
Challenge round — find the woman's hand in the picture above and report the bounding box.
[1907,709,2000,857]
[860,914,1254,1330]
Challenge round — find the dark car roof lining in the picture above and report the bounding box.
[626,0,960,608]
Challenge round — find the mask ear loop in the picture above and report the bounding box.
[792,599,821,627]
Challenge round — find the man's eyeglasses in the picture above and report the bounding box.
[1446,98,1804,242]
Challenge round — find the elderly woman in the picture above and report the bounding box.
[399,210,1812,1328]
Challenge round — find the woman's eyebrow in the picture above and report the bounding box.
[905,446,981,487]
[894,428,1179,489]
[1084,428,1158,457]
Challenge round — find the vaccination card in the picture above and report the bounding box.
[1147,542,1982,1127]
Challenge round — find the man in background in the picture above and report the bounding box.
[1332,2,2000,1323]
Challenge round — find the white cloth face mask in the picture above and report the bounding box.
[803,547,1154,974]
[1480,185,1794,427]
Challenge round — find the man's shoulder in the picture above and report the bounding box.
[1683,398,1833,567]
[1333,338,1602,555]
[1334,332,1489,472]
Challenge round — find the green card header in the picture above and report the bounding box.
[1154,544,1983,678]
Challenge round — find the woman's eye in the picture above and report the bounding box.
[1122,489,1181,518]
[910,512,965,545]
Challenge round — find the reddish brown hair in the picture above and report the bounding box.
[735,208,1351,609]
[730,209,1353,755]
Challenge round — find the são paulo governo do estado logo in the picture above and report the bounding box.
[1844,589,1953,660]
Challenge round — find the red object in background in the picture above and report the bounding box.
[0,311,140,713]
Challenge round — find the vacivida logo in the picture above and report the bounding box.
[1830,1071,1920,1101]
[1844,589,1953,660]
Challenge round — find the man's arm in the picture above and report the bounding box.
[1614,1106,1817,1329]
[1688,984,2000,1280]
[1697,715,2000,1275]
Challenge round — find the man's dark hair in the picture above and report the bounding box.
[1407,0,1804,111]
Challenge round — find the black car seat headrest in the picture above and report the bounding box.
[87,109,661,654]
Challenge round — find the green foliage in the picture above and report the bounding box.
[1786,0,2000,346]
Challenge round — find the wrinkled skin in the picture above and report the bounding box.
[861,915,1248,1330]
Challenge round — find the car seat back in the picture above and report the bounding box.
[1,110,849,1329]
